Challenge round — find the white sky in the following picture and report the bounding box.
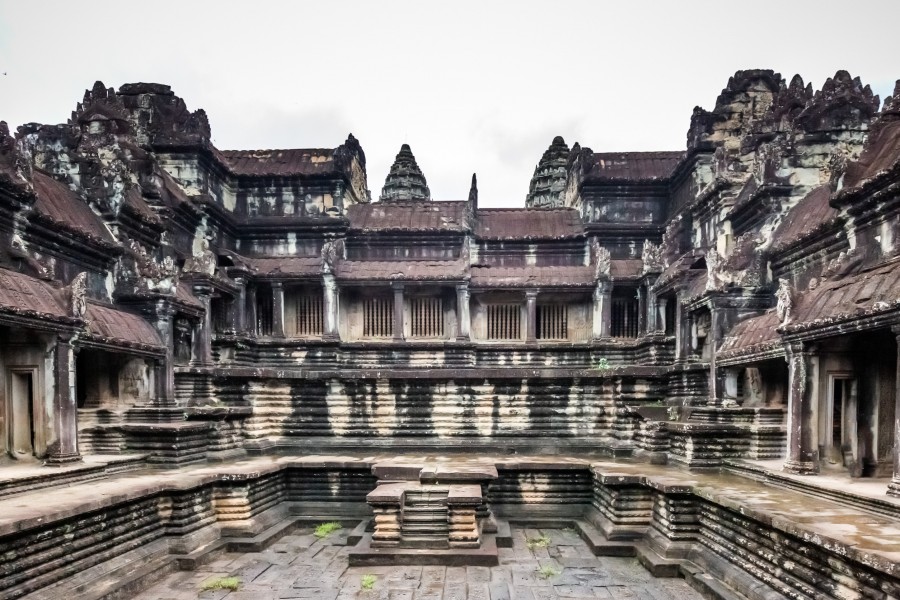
[1,1,899,207]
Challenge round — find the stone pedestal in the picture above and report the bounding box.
[358,460,500,563]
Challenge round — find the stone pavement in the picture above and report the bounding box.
[133,526,702,600]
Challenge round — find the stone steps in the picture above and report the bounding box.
[401,487,450,542]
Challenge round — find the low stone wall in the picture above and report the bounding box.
[588,467,900,600]
[1,459,898,600]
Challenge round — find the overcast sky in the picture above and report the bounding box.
[1,1,899,207]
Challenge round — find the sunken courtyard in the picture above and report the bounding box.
[1,69,900,599]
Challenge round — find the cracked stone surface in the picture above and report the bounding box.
[133,527,701,600]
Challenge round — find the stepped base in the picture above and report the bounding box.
[348,532,499,566]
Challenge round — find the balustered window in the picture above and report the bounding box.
[363,295,393,337]
[487,304,522,340]
[286,290,323,337]
[611,289,639,338]
[537,304,568,340]
[410,296,444,338]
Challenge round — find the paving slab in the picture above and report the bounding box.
[134,526,701,600]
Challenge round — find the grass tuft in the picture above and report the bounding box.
[537,565,560,580]
[361,574,377,590]
[314,521,343,539]
[200,576,240,591]
[526,535,551,550]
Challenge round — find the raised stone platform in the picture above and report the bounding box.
[2,453,900,599]
[348,458,502,564]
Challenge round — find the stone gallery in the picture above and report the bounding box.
[0,68,899,599]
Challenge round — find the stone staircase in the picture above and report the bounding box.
[349,460,502,565]
[400,487,449,546]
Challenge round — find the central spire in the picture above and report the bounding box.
[525,136,569,208]
[380,143,431,202]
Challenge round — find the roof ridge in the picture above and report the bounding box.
[592,150,684,157]
[366,199,468,204]
[477,207,578,212]
[220,147,334,155]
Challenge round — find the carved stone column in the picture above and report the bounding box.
[272,282,285,338]
[153,302,177,407]
[526,290,538,343]
[392,282,405,341]
[192,283,213,366]
[784,342,819,475]
[658,296,669,335]
[246,285,257,336]
[637,287,646,335]
[675,289,690,362]
[593,281,612,341]
[232,277,246,334]
[323,274,339,340]
[46,334,81,464]
[646,288,658,333]
[709,306,724,405]
[456,283,471,341]
[723,368,739,403]
[888,328,900,496]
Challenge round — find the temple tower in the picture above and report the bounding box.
[525,135,569,208]
[380,143,431,201]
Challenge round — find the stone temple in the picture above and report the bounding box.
[0,69,899,599]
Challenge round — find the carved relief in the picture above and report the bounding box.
[184,238,216,276]
[321,238,345,274]
[641,240,662,274]
[592,240,611,279]
[125,238,179,294]
[70,272,88,319]
[174,318,192,363]
[705,248,721,291]
[775,279,793,325]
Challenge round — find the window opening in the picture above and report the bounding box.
[487,304,521,340]
[410,297,443,338]
[537,304,568,340]
[289,291,324,337]
[611,290,639,338]
[363,295,393,337]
